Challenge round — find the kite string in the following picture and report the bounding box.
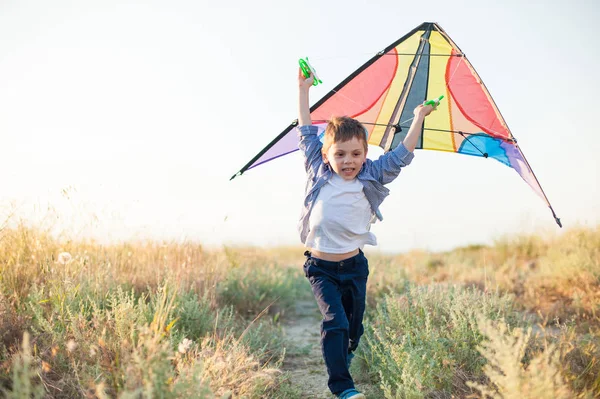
[312,44,507,142]
[328,88,418,129]
[445,53,464,86]
[328,89,367,113]
[442,54,509,139]
[312,39,462,121]
[398,51,464,127]
[309,52,383,62]
[313,40,457,118]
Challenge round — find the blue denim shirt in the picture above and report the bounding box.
[297,125,415,244]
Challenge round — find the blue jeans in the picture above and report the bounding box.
[303,250,369,394]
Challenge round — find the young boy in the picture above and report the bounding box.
[297,69,434,399]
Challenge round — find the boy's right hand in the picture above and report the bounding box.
[298,68,314,91]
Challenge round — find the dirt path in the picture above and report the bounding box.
[282,299,331,398]
[282,299,374,398]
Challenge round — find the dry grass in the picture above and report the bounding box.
[367,225,600,329]
[0,223,306,398]
[467,319,573,399]
[360,225,600,398]
[1,218,598,398]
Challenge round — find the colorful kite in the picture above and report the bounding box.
[231,22,561,227]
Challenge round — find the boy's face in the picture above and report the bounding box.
[323,137,367,180]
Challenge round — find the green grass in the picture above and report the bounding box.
[359,283,517,398]
[1,221,599,398]
[0,224,307,398]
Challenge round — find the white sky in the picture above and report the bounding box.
[1,0,598,253]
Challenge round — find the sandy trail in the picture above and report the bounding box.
[282,299,374,398]
[282,299,331,398]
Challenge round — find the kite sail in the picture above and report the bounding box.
[231,22,561,227]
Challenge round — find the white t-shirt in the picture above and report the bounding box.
[305,174,377,253]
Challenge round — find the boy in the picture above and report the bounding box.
[297,69,434,399]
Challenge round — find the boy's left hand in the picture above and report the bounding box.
[414,104,435,118]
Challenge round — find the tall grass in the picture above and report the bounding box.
[2,219,599,398]
[0,223,306,398]
[358,226,600,398]
[360,283,517,398]
[467,319,574,399]
[2,332,45,398]
[367,226,600,327]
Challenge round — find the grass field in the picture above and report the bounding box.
[0,223,598,398]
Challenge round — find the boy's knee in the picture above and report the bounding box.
[322,315,349,332]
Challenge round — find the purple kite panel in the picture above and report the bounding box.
[248,124,326,170]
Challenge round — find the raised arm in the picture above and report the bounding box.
[298,68,314,126]
[296,68,322,177]
[366,104,435,184]
[403,104,434,152]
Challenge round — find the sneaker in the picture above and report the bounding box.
[336,388,365,399]
[347,352,355,369]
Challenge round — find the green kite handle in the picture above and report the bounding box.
[298,57,322,86]
[424,95,444,107]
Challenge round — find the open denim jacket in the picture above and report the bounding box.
[297,125,415,244]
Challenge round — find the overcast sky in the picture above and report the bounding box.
[1,0,598,253]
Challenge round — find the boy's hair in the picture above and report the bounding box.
[322,116,368,154]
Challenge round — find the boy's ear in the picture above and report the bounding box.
[322,152,329,164]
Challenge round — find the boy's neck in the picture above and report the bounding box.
[331,173,357,182]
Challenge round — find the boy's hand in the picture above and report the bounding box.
[414,104,435,118]
[298,68,314,91]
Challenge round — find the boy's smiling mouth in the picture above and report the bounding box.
[341,167,356,176]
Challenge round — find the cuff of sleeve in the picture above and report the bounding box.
[297,125,319,137]
[394,143,415,165]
